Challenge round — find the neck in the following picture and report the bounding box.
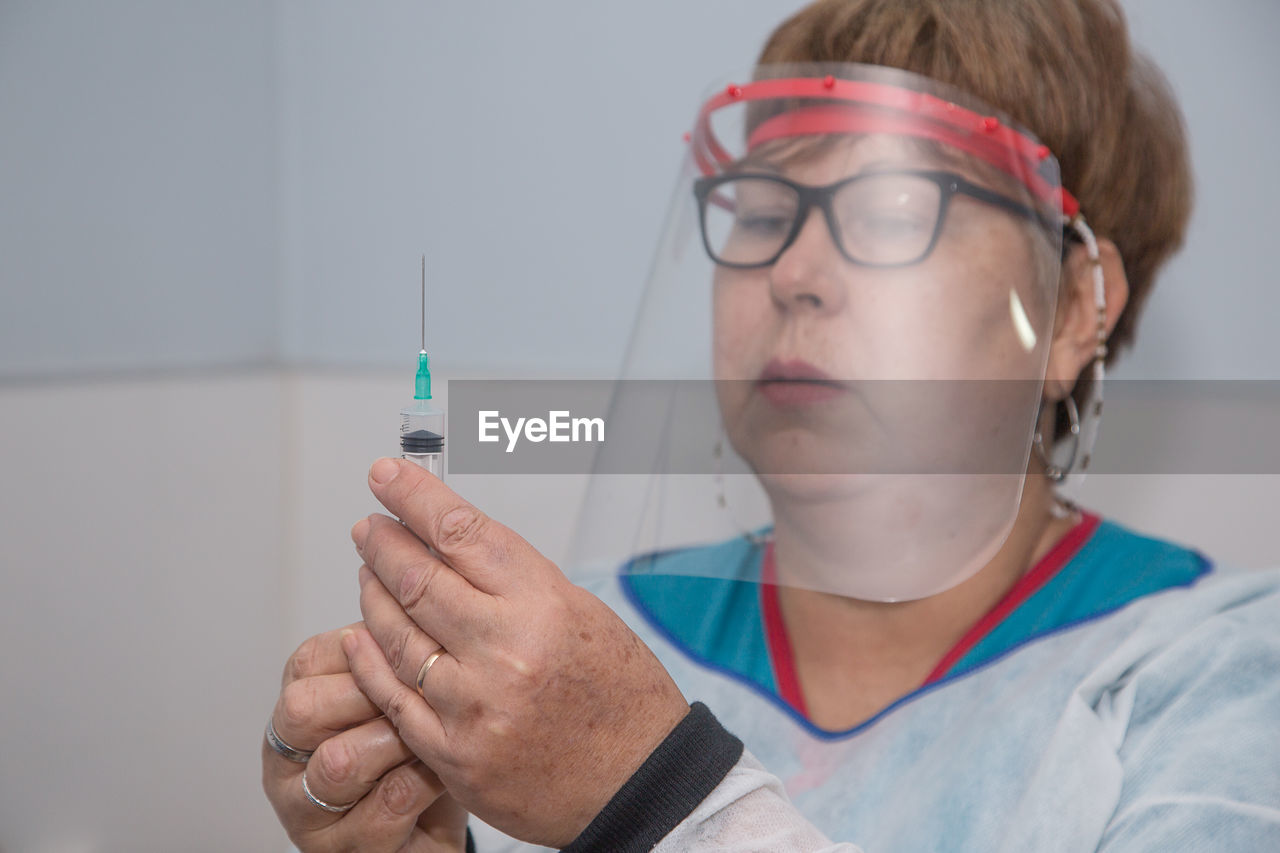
[770,474,1077,727]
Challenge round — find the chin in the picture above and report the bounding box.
[754,470,881,504]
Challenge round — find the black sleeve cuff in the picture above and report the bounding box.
[465,825,476,853]
[561,702,744,853]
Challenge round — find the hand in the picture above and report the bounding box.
[262,624,469,852]
[343,457,691,848]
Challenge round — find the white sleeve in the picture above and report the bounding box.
[562,702,862,853]
[652,750,864,853]
[1092,584,1280,851]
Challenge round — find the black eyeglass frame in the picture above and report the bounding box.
[692,169,1068,270]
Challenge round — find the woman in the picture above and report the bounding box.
[262,1,1279,850]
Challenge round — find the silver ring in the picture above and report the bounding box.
[301,769,358,814]
[265,717,313,764]
[416,650,445,698]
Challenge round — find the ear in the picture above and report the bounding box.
[1043,236,1129,401]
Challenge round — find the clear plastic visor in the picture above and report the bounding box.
[567,64,1068,601]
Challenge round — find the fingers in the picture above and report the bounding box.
[344,763,450,851]
[294,760,450,852]
[265,626,467,853]
[282,623,365,687]
[361,457,550,594]
[354,516,490,652]
[269,672,381,761]
[264,717,445,849]
[358,563,443,681]
[357,565,466,718]
[293,718,416,825]
[343,624,449,765]
[332,763,452,853]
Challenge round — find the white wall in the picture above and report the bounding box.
[0,0,278,377]
[1114,0,1280,379]
[2,2,1278,851]
[5,0,1278,381]
[0,374,288,852]
[274,0,803,374]
[273,0,1280,380]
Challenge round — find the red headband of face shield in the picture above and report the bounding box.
[690,76,1080,220]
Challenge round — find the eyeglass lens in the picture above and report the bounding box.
[700,173,945,268]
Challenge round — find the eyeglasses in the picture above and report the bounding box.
[693,169,1060,269]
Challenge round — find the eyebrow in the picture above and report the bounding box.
[857,158,931,174]
[724,158,949,186]
[727,154,785,175]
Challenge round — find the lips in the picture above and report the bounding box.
[756,359,846,405]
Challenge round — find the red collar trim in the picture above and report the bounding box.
[922,511,1100,683]
[759,511,1101,714]
[761,544,808,715]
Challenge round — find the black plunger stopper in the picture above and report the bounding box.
[401,428,444,454]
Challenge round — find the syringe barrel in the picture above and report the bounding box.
[400,401,445,480]
[403,451,444,478]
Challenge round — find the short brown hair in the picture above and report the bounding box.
[758,0,1193,373]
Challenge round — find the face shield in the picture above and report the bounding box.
[566,64,1074,601]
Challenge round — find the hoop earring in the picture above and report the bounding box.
[1043,215,1107,502]
[1033,396,1080,482]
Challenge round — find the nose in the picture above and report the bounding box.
[768,207,848,314]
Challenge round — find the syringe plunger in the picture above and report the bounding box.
[401,402,445,478]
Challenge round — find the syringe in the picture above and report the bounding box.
[400,255,445,478]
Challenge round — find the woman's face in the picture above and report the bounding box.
[711,134,1058,493]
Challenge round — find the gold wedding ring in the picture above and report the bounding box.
[416,650,445,698]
